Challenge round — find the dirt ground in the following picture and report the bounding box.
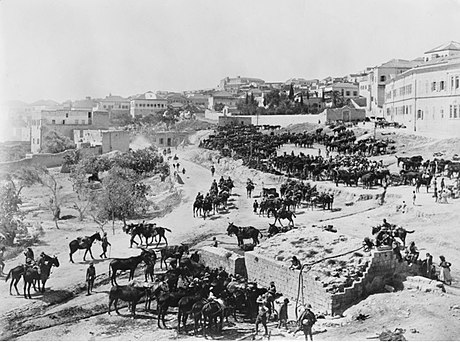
[1,123,460,341]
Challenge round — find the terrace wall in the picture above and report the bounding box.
[245,247,420,316]
[199,246,247,277]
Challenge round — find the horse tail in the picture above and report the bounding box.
[5,269,11,282]
[406,230,415,234]
[292,212,297,218]
[108,263,111,281]
[259,231,263,239]
[164,227,172,232]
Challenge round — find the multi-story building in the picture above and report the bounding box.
[217,76,265,94]
[74,129,130,153]
[95,94,130,118]
[129,91,168,118]
[208,91,238,111]
[360,59,421,117]
[321,82,359,107]
[383,54,460,134]
[30,109,109,153]
[423,41,460,62]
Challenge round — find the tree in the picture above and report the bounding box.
[93,167,151,228]
[41,131,75,153]
[288,83,295,100]
[69,163,97,221]
[30,166,64,228]
[214,103,225,112]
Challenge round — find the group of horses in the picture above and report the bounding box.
[193,178,234,219]
[106,249,275,337]
[5,252,60,299]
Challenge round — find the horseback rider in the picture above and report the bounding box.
[196,192,204,201]
[218,176,225,186]
[23,248,41,275]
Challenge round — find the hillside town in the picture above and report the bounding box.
[1,1,460,341]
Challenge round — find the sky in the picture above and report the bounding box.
[1,0,460,103]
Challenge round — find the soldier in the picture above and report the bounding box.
[211,165,215,177]
[86,262,96,295]
[277,298,289,330]
[253,200,259,214]
[100,232,111,259]
[297,304,317,341]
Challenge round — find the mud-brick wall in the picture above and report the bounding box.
[199,246,247,277]
[331,248,419,315]
[245,252,333,315]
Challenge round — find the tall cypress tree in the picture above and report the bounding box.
[289,83,294,100]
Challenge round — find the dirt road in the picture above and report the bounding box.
[1,129,460,341]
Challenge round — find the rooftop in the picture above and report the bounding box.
[424,41,460,54]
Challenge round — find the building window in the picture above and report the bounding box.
[66,113,69,118]
[353,91,358,96]
[440,108,444,119]
[456,76,459,89]
[62,120,65,124]
[380,75,386,82]
[455,106,458,119]
[345,91,350,96]
[37,138,39,145]
[440,81,445,90]
[431,82,437,91]
[51,119,55,124]
[452,77,455,89]
[33,138,35,144]
[417,110,423,120]
[450,105,453,118]
[159,138,164,145]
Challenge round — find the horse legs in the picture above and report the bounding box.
[88,247,96,260]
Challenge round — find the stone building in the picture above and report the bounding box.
[384,53,460,135]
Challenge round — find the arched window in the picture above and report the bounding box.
[380,75,386,82]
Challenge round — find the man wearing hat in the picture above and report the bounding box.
[86,262,96,295]
[100,232,111,259]
[297,304,316,340]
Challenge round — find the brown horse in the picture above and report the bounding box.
[69,232,102,263]
[23,254,60,299]
[5,265,24,295]
[267,208,296,227]
[227,223,263,246]
[201,300,224,337]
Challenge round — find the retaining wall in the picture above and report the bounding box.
[199,246,247,277]
[245,247,420,316]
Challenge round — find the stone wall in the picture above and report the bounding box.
[245,252,334,314]
[245,247,420,316]
[199,246,247,277]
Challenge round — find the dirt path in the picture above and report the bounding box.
[1,129,460,340]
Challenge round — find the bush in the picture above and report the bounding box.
[41,131,75,153]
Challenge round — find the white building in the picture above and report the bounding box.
[130,91,168,118]
[359,59,421,118]
[384,54,460,134]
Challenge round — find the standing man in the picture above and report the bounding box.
[277,298,289,330]
[100,232,111,259]
[297,304,317,340]
[0,246,6,275]
[255,293,269,336]
[86,262,96,295]
[412,190,417,205]
[253,200,259,214]
[211,165,215,177]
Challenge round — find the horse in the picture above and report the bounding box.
[108,285,149,317]
[177,285,209,333]
[267,223,291,237]
[227,223,263,246]
[109,250,154,286]
[268,209,296,227]
[246,182,255,198]
[416,175,432,193]
[5,265,24,295]
[159,244,190,270]
[69,232,102,263]
[23,254,60,299]
[193,198,203,217]
[156,288,188,329]
[372,225,415,247]
[201,300,224,337]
